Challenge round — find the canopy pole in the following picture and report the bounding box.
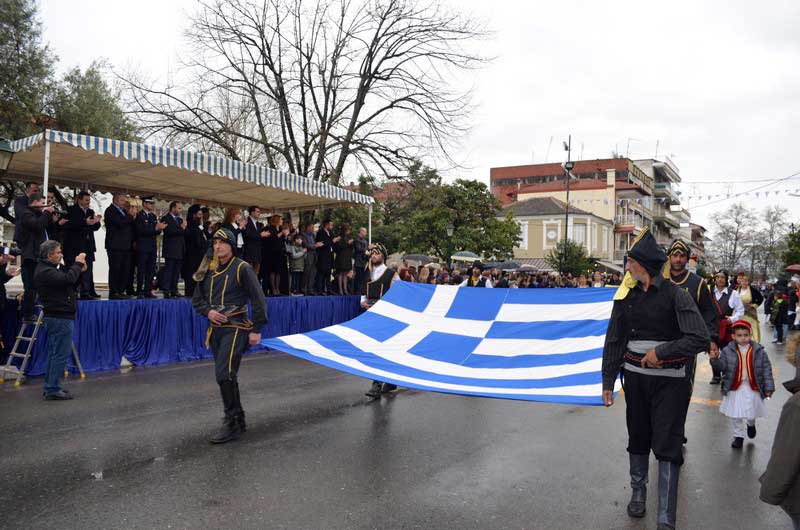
[42,137,51,195]
[368,204,373,244]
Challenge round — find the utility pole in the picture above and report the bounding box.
[562,135,574,274]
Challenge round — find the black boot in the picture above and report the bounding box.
[233,379,246,432]
[365,380,383,399]
[210,380,242,444]
[381,383,398,394]
[627,453,648,518]
[656,460,680,530]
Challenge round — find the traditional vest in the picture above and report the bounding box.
[467,276,486,287]
[716,289,734,317]
[669,270,705,304]
[730,343,760,392]
[366,267,396,302]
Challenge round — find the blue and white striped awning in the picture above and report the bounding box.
[8,129,373,209]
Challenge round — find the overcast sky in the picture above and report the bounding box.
[38,0,800,229]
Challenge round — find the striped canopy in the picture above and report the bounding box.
[8,130,373,209]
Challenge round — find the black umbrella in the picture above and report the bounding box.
[484,261,521,271]
[403,254,434,264]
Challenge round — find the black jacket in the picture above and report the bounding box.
[19,206,52,261]
[316,228,334,269]
[12,195,28,244]
[135,210,161,253]
[0,264,11,311]
[104,204,134,251]
[161,213,186,260]
[33,259,82,319]
[242,217,263,263]
[183,220,208,275]
[62,205,100,261]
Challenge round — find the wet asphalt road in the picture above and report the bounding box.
[0,328,795,530]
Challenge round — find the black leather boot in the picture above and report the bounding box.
[233,380,246,432]
[656,460,680,529]
[210,381,242,444]
[627,453,648,518]
[381,383,398,394]
[365,380,383,399]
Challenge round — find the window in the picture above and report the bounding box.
[544,222,560,248]
[594,224,599,249]
[602,227,609,252]
[518,221,529,250]
[573,223,586,246]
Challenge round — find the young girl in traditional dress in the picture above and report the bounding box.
[711,319,775,448]
[736,272,764,343]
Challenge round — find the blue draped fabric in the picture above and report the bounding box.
[0,296,361,377]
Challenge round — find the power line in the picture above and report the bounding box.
[683,174,800,185]
[687,170,800,210]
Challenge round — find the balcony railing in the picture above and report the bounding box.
[613,250,627,262]
[615,215,644,228]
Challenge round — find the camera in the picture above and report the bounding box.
[1,245,22,257]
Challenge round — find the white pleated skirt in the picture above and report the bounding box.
[720,387,766,419]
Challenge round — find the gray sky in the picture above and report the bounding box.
[39,0,800,229]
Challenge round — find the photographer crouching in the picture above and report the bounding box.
[34,240,86,400]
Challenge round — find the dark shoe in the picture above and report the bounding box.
[136,292,145,299]
[365,381,383,399]
[162,291,174,299]
[89,292,102,299]
[236,412,247,433]
[110,293,129,300]
[627,453,648,518]
[657,461,679,530]
[709,376,721,385]
[143,291,155,299]
[79,294,94,300]
[731,437,743,449]
[44,390,74,401]
[381,383,398,394]
[682,436,688,445]
[747,423,756,439]
[209,417,241,444]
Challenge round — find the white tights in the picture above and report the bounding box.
[730,417,755,438]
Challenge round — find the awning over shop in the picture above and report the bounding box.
[8,130,374,211]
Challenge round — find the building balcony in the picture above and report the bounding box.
[614,214,644,232]
[653,182,680,203]
[654,210,680,228]
[613,249,627,263]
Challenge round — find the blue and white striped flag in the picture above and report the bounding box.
[262,282,618,405]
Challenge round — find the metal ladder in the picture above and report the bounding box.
[0,309,85,387]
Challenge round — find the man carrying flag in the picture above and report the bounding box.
[602,227,709,530]
[192,228,267,444]
[361,243,400,399]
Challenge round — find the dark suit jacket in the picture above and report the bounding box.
[63,205,100,261]
[19,207,52,261]
[242,217,263,263]
[13,195,29,244]
[104,204,135,251]
[161,213,186,260]
[316,228,334,269]
[183,221,208,274]
[135,210,161,253]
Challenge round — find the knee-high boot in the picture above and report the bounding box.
[657,460,680,529]
[210,380,242,444]
[233,379,246,432]
[627,453,648,518]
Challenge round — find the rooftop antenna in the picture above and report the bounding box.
[545,136,553,163]
[580,142,584,161]
[654,140,660,160]
[531,148,535,164]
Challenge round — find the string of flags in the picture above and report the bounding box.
[565,189,799,206]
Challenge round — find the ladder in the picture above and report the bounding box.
[0,309,85,387]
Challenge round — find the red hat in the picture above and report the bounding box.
[731,319,752,332]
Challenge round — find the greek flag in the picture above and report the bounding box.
[262,282,618,405]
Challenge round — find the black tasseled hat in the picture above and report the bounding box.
[667,238,691,257]
[627,226,667,278]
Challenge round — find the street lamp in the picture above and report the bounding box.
[560,135,573,274]
[0,138,14,172]
[446,223,454,237]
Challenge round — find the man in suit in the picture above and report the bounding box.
[63,191,102,299]
[182,204,208,298]
[104,193,135,299]
[13,182,39,246]
[242,206,265,274]
[160,201,187,298]
[134,197,167,298]
[315,219,335,295]
[18,193,53,320]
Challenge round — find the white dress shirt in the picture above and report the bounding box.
[715,286,745,321]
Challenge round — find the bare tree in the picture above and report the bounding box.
[707,202,758,272]
[760,205,789,278]
[121,0,489,184]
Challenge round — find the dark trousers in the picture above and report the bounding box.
[302,252,317,294]
[624,369,690,466]
[20,259,38,319]
[107,250,131,295]
[137,250,156,293]
[354,265,367,296]
[291,271,303,293]
[315,264,332,294]
[162,258,182,294]
[126,251,137,294]
[210,327,249,384]
[64,254,95,295]
[43,316,73,396]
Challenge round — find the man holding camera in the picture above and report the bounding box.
[34,240,85,400]
[64,191,102,300]
[18,193,54,322]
